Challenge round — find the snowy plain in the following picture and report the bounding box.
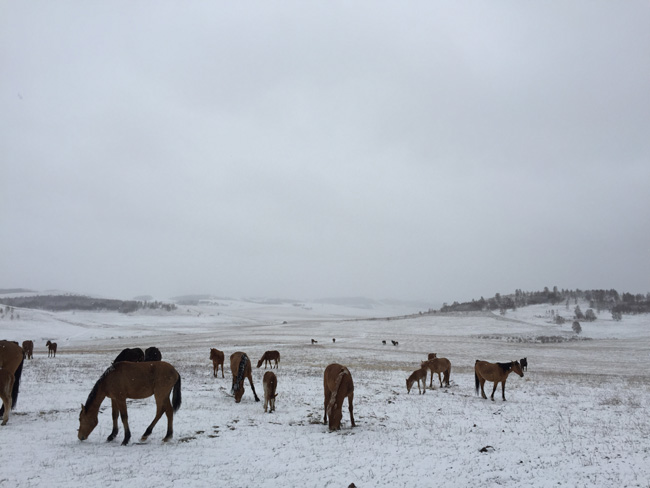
[1,298,649,488]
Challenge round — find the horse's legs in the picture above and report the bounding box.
[117,400,131,445]
[323,386,330,424]
[437,372,443,388]
[348,392,355,427]
[142,394,168,441]
[248,374,260,402]
[428,369,434,388]
[107,399,120,441]
[479,378,488,399]
[490,381,499,401]
[221,363,225,378]
[501,379,507,401]
[0,393,11,425]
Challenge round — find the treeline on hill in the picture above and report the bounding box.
[0,295,177,313]
[440,287,650,317]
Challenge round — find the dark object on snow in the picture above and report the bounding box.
[144,347,162,361]
[113,347,144,363]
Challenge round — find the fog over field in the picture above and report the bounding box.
[1,297,649,487]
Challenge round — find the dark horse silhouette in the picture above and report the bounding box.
[144,347,162,361]
[113,348,144,363]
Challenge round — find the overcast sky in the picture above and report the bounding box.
[1,2,649,304]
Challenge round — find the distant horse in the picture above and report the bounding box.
[311,339,318,344]
[323,363,355,431]
[332,338,336,343]
[0,340,24,418]
[382,340,386,345]
[22,340,34,360]
[257,350,280,369]
[263,371,277,413]
[406,366,428,394]
[46,340,57,358]
[210,348,225,378]
[391,340,399,346]
[144,347,162,361]
[113,347,144,363]
[475,360,524,401]
[0,369,15,425]
[421,357,451,388]
[78,361,182,445]
[427,353,437,360]
[520,357,528,371]
[230,352,260,403]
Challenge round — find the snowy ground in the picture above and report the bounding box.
[1,300,649,487]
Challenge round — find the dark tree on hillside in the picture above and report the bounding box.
[574,305,585,320]
[572,321,582,334]
[585,309,597,322]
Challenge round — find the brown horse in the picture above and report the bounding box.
[46,340,57,358]
[263,371,277,413]
[475,360,524,401]
[0,340,24,418]
[0,369,15,425]
[22,340,34,360]
[230,352,260,403]
[256,350,280,369]
[421,357,451,388]
[210,348,225,378]
[78,361,182,445]
[323,363,355,431]
[427,353,437,360]
[406,366,428,394]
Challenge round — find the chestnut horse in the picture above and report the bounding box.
[78,361,181,445]
[475,360,524,401]
[230,352,260,403]
[263,371,277,413]
[0,369,15,425]
[406,366,428,394]
[144,347,162,361]
[210,348,225,378]
[421,357,451,388]
[256,350,280,369]
[0,340,23,418]
[323,363,355,431]
[46,340,57,358]
[113,347,144,363]
[22,340,34,360]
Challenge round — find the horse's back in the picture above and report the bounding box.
[324,363,353,393]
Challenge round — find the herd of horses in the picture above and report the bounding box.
[0,337,529,443]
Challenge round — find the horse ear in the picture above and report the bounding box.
[80,404,85,412]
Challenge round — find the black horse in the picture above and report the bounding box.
[520,357,528,371]
[144,347,162,361]
[113,348,144,363]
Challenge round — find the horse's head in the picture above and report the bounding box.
[78,404,98,441]
[512,360,524,377]
[327,401,343,431]
[209,349,216,360]
[256,358,264,368]
[406,377,412,394]
[233,384,245,403]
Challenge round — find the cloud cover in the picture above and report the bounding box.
[2,1,649,303]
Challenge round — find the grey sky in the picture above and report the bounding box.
[2,2,649,304]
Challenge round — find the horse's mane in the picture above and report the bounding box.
[232,354,248,393]
[84,365,115,409]
[497,362,512,372]
[327,368,348,416]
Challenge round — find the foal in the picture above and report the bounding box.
[263,371,277,413]
[406,366,428,394]
[210,348,225,378]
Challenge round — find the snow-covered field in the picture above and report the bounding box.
[1,300,649,487]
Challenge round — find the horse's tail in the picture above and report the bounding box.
[232,354,248,394]
[172,374,182,412]
[11,356,24,409]
[445,364,451,386]
[474,370,479,396]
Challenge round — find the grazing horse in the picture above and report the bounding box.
[256,350,280,369]
[406,366,428,394]
[78,361,182,445]
[210,348,225,378]
[0,369,15,425]
[46,340,57,358]
[520,357,528,371]
[230,352,260,403]
[0,340,24,418]
[382,340,386,345]
[421,357,451,388]
[427,353,437,360]
[323,363,355,431]
[113,347,144,363]
[391,340,399,346]
[475,360,524,401]
[263,371,277,413]
[22,340,34,360]
[311,339,318,344]
[144,347,162,361]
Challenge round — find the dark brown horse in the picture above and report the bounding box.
[78,361,181,445]
[520,357,528,371]
[46,340,57,358]
[427,353,437,360]
[263,371,277,413]
[0,340,23,418]
[0,369,15,425]
[256,350,280,369]
[210,348,225,378]
[475,360,524,401]
[22,340,34,360]
[113,347,144,363]
[323,363,355,431]
[421,357,451,388]
[144,347,162,361]
[230,352,260,403]
[406,366,428,394]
